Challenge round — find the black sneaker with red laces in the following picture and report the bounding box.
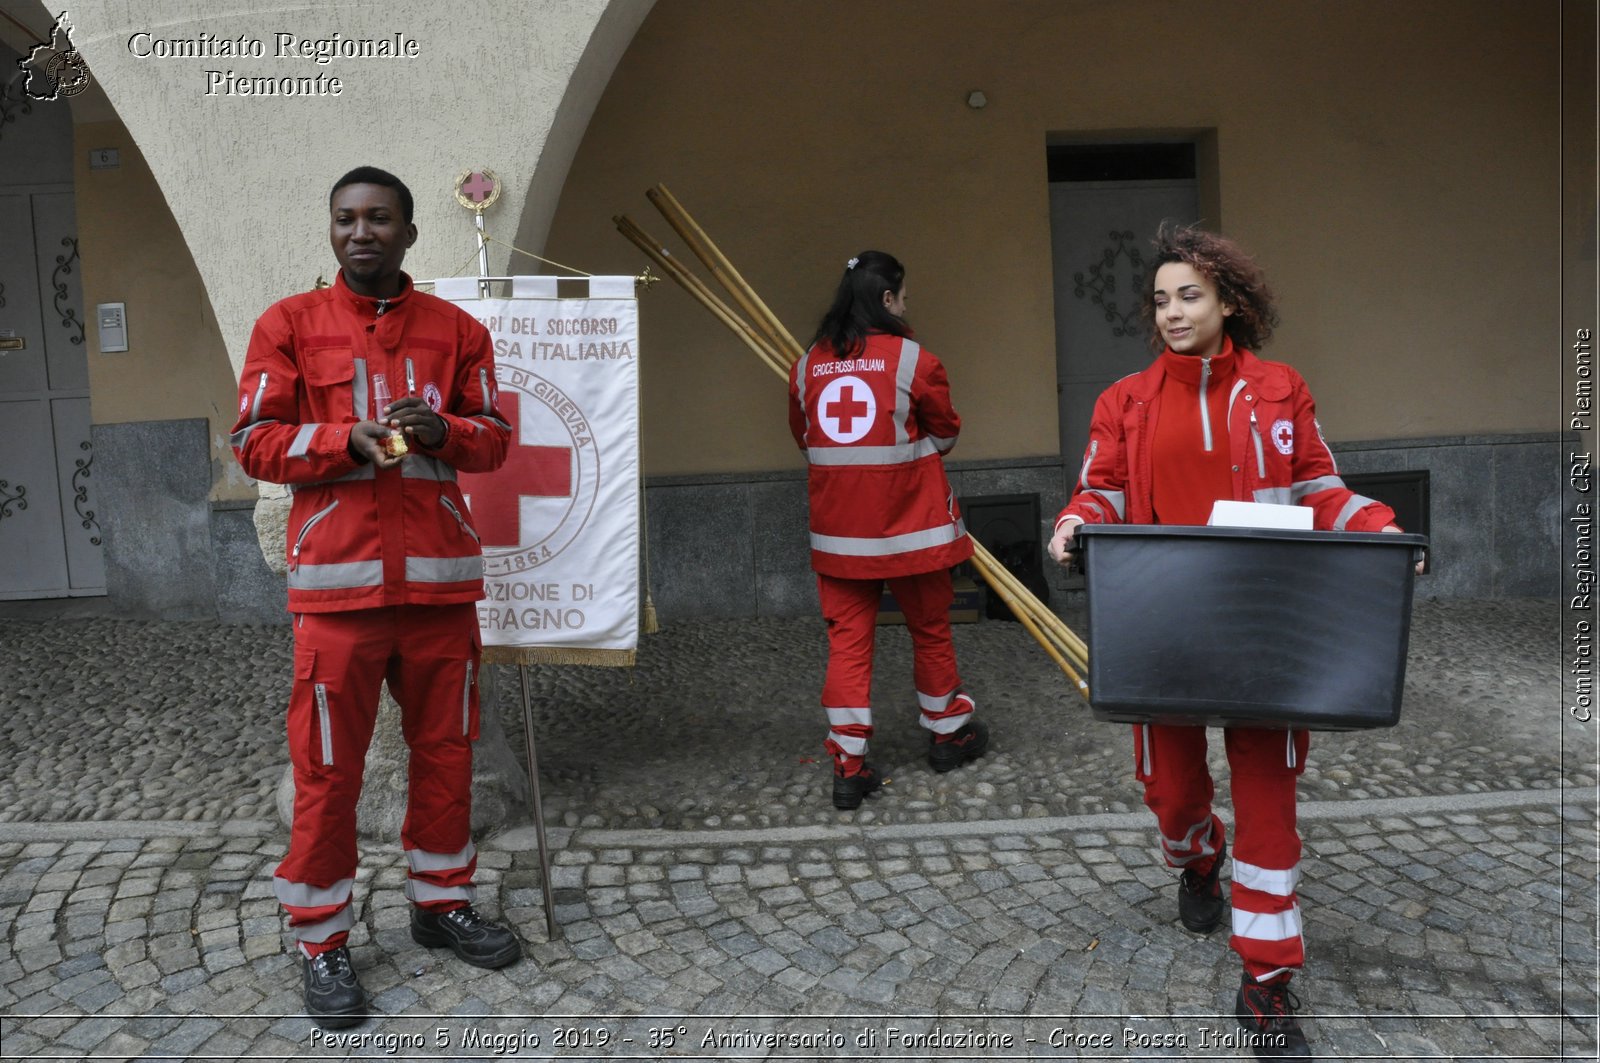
[1235,973,1313,1059]
[928,719,989,773]
[1178,838,1227,933]
[832,763,884,810]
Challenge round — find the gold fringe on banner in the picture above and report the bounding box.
[483,646,638,668]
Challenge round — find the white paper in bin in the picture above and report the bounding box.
[1208,500,1313,530]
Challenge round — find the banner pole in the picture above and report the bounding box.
[455,168,559,938]
[517,662,558,939]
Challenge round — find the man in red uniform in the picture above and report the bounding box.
[232,167,518,1028]
[790,251,989,811]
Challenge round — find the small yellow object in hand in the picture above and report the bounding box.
[382,431,408,457]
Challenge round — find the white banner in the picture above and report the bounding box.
[436,277,639,659]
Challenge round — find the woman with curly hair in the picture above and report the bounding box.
[1046,224,1404,1059]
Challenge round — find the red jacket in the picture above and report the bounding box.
[1056,347,1395,533]
[788,333,973,579]
[232,272,510,612]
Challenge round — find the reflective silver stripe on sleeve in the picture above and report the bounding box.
[1232,905,1303,943]
[275,875,355,910]
[810,518,966,558]
[402,454,457,482]
[250,371,268,422]
[462,660,473,735]
[1332,494,1377,531]
[407,842,477,874]
[479,368,491,416]
[1233,859,1303,898]
[406,555,484,584]
[893,338,919,445]
[287,423,319,459]
[1314,418,1340,473]
[825,706,872,727]
[288,559,384,590]
[405,880,476,905]
[1094,489,1127,520]
[796,347,814,437]
[1290,475,1345,503]
[807,438,940,466]
[353,358,368,420]
[1252,486,1294,506]
[288,464,376,493]
[928,433,957,454]
[229,419,279,451]
[472,414,512,433]
[1079,439,1099,490]
[314,683,333,764]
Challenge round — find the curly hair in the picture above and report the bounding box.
[1139,222,1278,352]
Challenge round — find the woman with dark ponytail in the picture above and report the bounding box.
[788,252,988,812]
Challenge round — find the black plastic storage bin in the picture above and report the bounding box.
[1076,524,1428,730]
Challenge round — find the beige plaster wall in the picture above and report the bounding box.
[544,0,1562,477]
[35,0,651,500]
[70,122,253,499]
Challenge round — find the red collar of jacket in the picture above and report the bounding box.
[1124,343,1294,404]
[332,269,416,317]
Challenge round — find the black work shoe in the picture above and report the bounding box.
[410,905,521,969]
[928,719,989,773]
[302,945,365,1029]
[1235,974,1313,1058]
[832,764,884,810]
[1178,839,1227,933]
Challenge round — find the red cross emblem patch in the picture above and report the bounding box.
[817,375,876,444]
[1272,418,1295,455]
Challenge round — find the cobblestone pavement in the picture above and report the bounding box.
[0,601,1597,1060]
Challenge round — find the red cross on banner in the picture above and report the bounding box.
[825,385,869,434]
[462,172,495,203]
[458,392,572,547]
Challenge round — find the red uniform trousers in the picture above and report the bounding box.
[1134,723,1310,984]
[276,603,482,953]
[818,570,974,770]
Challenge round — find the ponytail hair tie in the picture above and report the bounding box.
[846,257,860,270]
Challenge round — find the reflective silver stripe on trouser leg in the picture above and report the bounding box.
[407,842,477,874]
[1141,724,1152,776]
[274,876,356,942]
[405,879,476,905]
[462,661,473,736]
[1161,815,1219,867]
[825,706,870,756]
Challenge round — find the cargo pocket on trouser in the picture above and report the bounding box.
[291,646,335,769]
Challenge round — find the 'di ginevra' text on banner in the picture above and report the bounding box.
[434,276,639,662]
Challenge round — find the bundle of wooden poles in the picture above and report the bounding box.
[615,185,1091,699]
